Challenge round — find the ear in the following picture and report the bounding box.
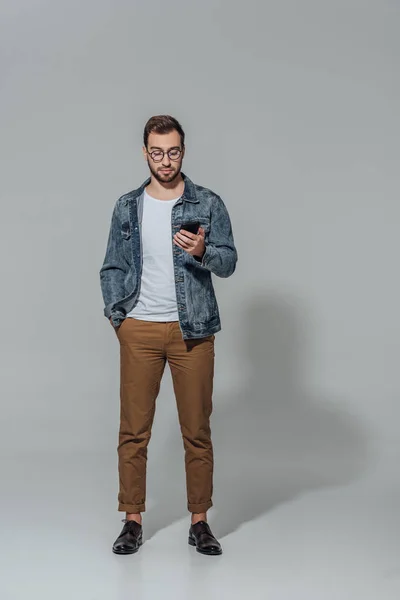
[142,146,148,160]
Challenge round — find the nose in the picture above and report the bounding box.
[162,154,171,166]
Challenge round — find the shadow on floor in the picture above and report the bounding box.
[145,289,373,540]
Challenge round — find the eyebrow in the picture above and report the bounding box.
[149,146,180,151]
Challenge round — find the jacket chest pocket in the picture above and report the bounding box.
[121,221,131,240]
[198,217,210,241]
[120,221,133,264]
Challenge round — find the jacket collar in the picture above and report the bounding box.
[132,172,198,203]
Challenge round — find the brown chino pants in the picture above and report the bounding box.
[115,318,215,514]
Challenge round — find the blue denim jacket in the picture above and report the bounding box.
[99,173,237,339]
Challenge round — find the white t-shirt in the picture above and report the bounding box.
[127,189,180,321]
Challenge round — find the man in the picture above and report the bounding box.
[99,115,237,556]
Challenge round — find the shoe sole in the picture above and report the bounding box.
[188,536,222,555]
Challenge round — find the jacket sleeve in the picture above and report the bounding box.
[194,195,238,278]
[99,200,128,318]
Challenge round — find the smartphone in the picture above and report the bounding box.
[181,221,200,234]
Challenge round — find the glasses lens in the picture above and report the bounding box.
[168,149,181,160]
[151,151,163,162]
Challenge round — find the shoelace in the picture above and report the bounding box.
[122,519,141,530]
[192,521,213,536]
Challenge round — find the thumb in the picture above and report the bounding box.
[198,226,205,237]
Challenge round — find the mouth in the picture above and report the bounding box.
[159,169,173,174]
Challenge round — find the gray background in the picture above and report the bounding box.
[1,1,399,599]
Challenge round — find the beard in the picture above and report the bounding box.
[147,160,182,184]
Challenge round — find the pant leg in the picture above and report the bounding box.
[116,318,166,513]
[166,322,215,513]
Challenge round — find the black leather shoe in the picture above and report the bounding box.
[112,519,143,555]
[188,521,222,555]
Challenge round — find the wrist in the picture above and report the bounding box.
[193,248,205,261]
[195,244,206,257]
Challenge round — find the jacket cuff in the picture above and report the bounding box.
[198,244,215,268]
[104,303,114,318]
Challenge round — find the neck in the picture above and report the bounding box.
[146,173,184,200]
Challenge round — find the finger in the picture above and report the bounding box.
[174,239,188,252]
[180,229,196,239]
[175,233,192,246]
[198,227,205,237]
[174,233,184,245]
[177,231,193,243]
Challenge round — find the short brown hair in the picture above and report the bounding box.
[143,115,185,148]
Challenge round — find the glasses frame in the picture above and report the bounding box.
[147,147,183,163]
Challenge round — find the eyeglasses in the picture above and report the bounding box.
[147,148,183,162]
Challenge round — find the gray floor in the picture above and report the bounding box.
[1,450,399,600]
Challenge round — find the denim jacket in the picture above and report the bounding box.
[99,173,237,339]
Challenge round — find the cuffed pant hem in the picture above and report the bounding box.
[188,500,213,513]
[118,503,146,513]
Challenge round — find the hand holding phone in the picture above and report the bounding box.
[174,221,205,258]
